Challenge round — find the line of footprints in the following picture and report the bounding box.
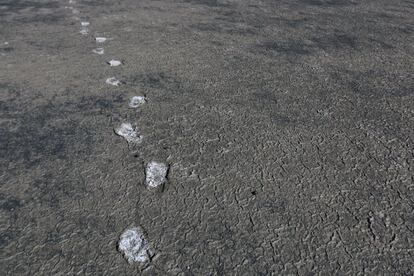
[67,0,165,265]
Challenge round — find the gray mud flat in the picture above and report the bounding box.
[1,0,413,275]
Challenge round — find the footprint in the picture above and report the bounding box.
[95,37,107,43]
[129,96,146,108]
[80,27,89,35]
[114,123,142,143]
[92,48,104,55]
[106,77,121,86]
[107,59,122,67]
[118,227,154,264]
[145,162,169,189]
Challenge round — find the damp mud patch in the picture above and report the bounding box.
[118,227,154,264]
[114,123,142,144]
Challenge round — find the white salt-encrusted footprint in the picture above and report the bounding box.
[129,96,146,108]
[118,227,154,264]
[92,48,104,55]
[145,161,168,189]
[107,59,122,67]
[114,123,142,144]
[106,77,121,86]
[95,37,107,43]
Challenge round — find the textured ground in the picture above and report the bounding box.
[1,0,414,274]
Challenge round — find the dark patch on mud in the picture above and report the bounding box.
[74,94,124,111]
[270,113,294,127]
[395,25,414,34]
[18,13,63,23]
[127,72,182,90]
[214,9,277,30]
[278,17,310,29]
[251,90,278,105]
[311,33,359,50]
[298,0,356,7]
[191,22,222,32]
[367,37,395,49]
[0,98,95,168]
[183,0,230,7]
[214,9,244,24]
[0,86,120,169]
[0,0,59,14]
[0,193,23,212]
[0,230,17,250]
[29,172,87,207]
[254,40,313,56]
[0,47,14,53]
[330,69,413,98]
[79,0,115,7]
[248,90,279,112]
[0,0,63,23]
[190,22,255,35]
[254,32,394,56]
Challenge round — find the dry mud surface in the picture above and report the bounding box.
[1,0,414,275]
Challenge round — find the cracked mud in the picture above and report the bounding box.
[0,0,413,275]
